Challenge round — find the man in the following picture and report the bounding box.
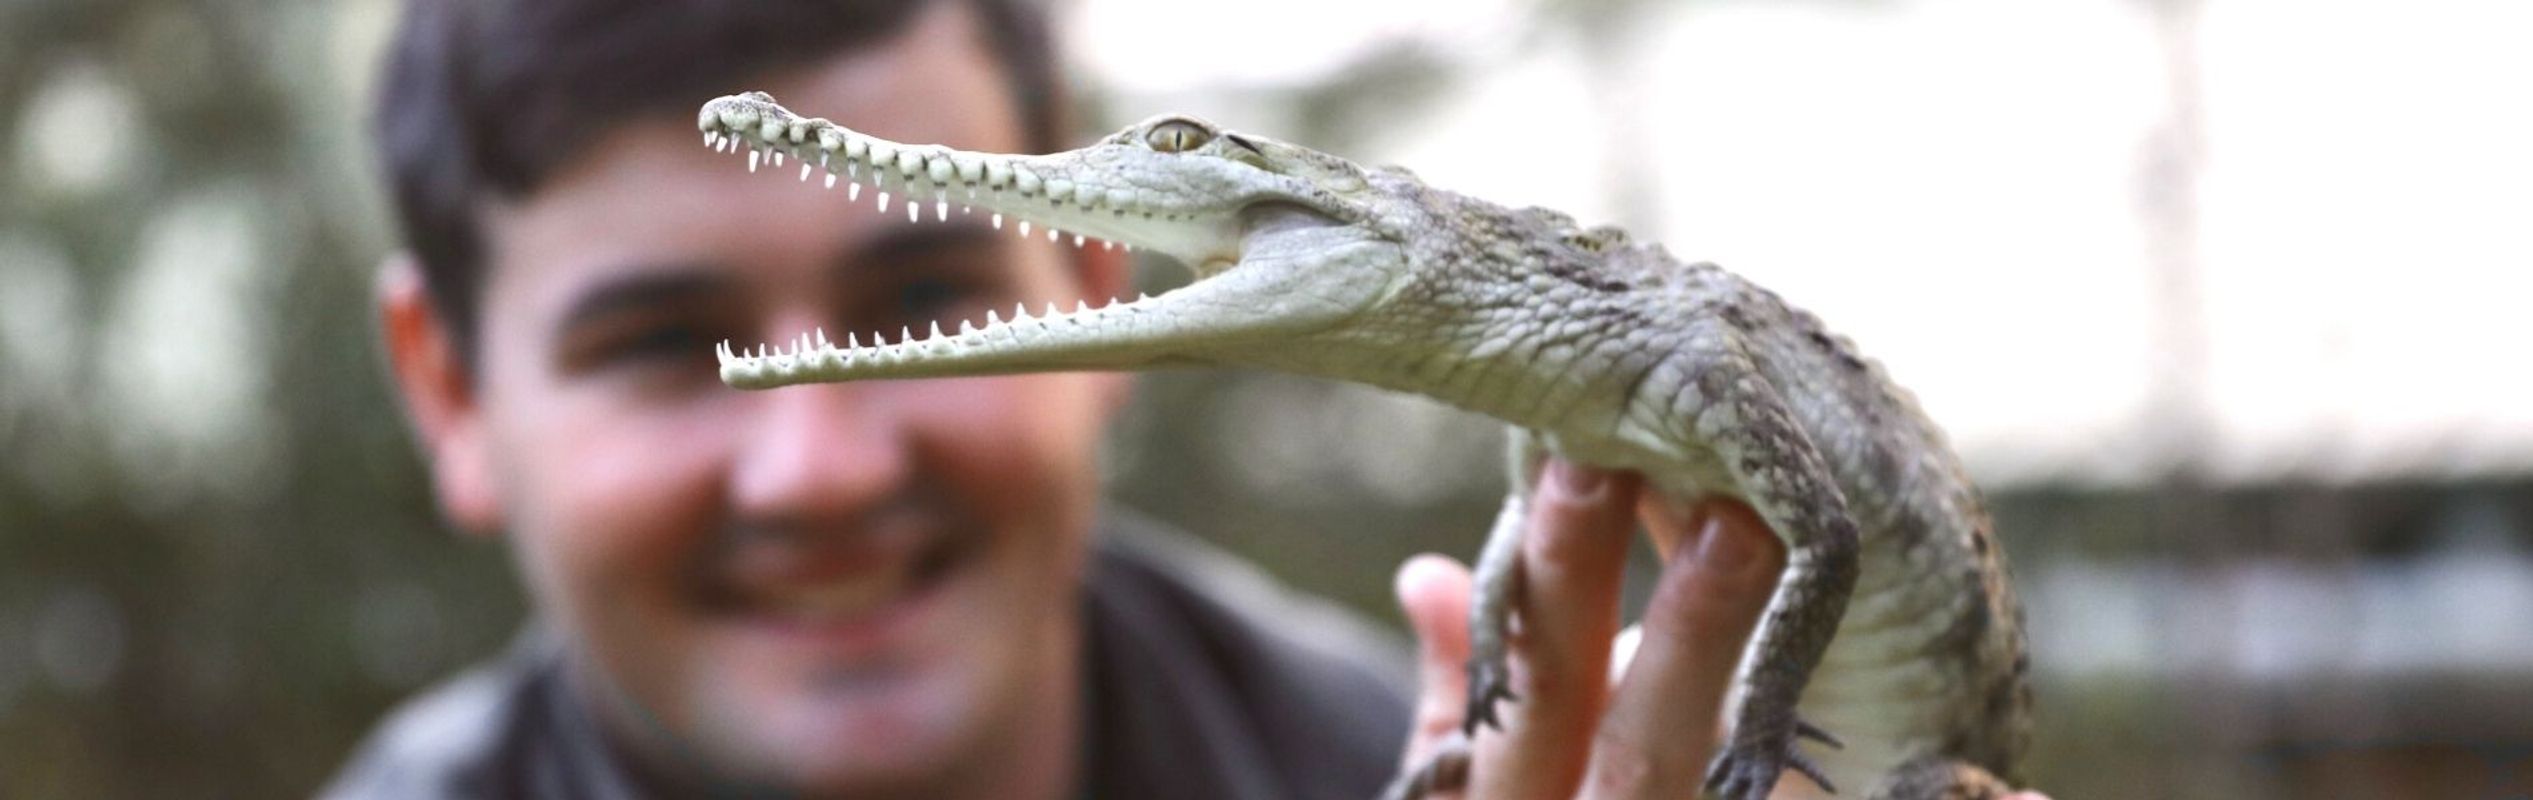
[335,0,1819,797]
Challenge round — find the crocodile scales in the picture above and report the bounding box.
[698,91,2031,800]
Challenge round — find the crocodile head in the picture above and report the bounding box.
[699,91,1417,388]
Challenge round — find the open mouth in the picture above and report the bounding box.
[694,91,1374,389]
[707,529,965,628]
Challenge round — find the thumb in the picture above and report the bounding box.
[1395,553,1474,767]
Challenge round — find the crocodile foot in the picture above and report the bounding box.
[1378,731,1472,800]
[1704,716,1841,799]
[1461,657,1517,735]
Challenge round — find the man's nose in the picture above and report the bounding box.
[725,381,909,524]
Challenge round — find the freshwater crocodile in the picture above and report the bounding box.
[696,91,2030,800]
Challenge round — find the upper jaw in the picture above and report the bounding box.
[699,92,1261,269]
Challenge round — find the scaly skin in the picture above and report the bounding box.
[697,91,2030,799]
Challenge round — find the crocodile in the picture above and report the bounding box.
[696,91,2030,800]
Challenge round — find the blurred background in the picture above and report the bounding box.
[4,0,2529,797]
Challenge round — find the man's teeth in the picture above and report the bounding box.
[760,572,909,621]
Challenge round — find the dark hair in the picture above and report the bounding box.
[373,0,1063,373]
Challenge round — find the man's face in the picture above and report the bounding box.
[388,5,1125,793]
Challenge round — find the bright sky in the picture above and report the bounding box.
[1071,0,2533,487]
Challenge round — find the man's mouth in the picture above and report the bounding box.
[707,527,965,629]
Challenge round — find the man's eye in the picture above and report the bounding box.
[897,278,963,320]
[616,325,708,358]
[575,323,715,372]
[871,275,1006,334]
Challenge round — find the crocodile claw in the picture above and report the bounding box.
[1796,717,1846,750]
[1703,720,1843,800]
[1461,658,1518,735]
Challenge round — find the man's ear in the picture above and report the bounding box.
[1069,241,1137,412]
[377,254,505,536]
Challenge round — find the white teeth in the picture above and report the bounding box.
[927,157,955,185]
[896,149,923,179]
[935,201,948,221]
[984,159,1011,189]
[773,150,786,167]
[1073,234,1086,248]
[878,192,891,212]
[826,173,837,189]
[800,163,811,181]
[849,183,862,201]
[991,213,1003,229]
[1103,240,1115,251]
[748,149,760,172]
[1047,227,1059,242]
[762,571,909,621]
[1014,166,1041,196]
[846,137,868,163]
[907,201,919,222]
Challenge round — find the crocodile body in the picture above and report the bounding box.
[698,92,2030,799]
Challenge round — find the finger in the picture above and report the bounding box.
[1395,553,1475,768]
[1583,501,1785,799]
[1475,461,1640,799]
[1635,493,1707,563]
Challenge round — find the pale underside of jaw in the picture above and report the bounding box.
[696,95,1240,389]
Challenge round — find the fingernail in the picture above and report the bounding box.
[1693,513,1763,574]
[1548,461,1610,502]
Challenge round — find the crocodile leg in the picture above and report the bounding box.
[1465,431,1546,734]
[1684,362,1863,800]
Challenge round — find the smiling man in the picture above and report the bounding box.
[331,0,1811,798]
[337,0,1414,796]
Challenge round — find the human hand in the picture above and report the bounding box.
[1390,460,2048,799]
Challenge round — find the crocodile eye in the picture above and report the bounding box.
[1144,119,1213,153]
